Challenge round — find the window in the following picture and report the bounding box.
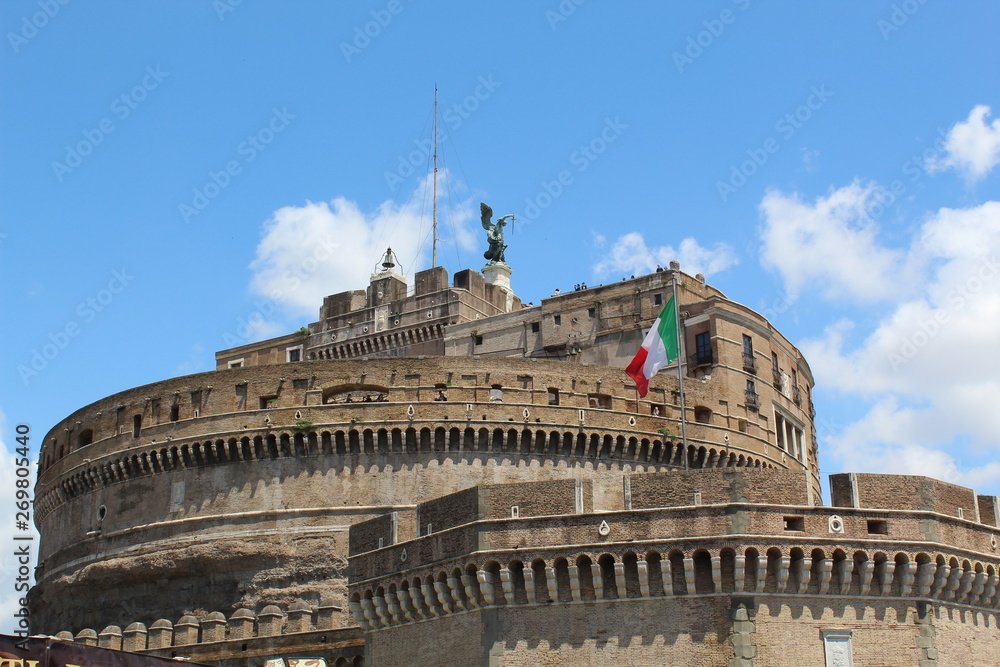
[588,307,596,318]
[867,520,888,535]
[771,352,779,373]
[169,405,180,422]
[694,332,712,365]
[742,335,757,372]
[531,322,540,333]
[587,393,612,409]
[783,516,804,531]
[774,409,806,459]
[259,395,277,410]
[694,406,712,423]
[287,348,301,362]
[78,429,94,448]
[745,379,758,409]
[489,385,504,403]
[553,315,561,326]
[235,384,247,410]
[654,293,663,306]
[132,415,142,438]
[547,388,559,406]
[228,359,244,369]
[475,335,483,346]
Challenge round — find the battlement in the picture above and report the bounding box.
[49,603,364,666]
[347,469,1000,665]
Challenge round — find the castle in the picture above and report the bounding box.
[30,251,1000,666]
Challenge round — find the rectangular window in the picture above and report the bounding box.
[228,359,244,369]
[259,395,277,410]
[553,315,561,326]
[475,335,483,346]
[531,322,540,333]
[286,346,302,362]
[694,332,712,365]
[547,388,559,406]
[169,405,180,422]
[867,519,888,535]
[654,293,663,306]
[235,384,247,410]
[772,352,779,373]
[587,393,612,409]
[742,335,757,372]
[783,516,804,531]
[588,307,596,318]
[746,379,758,409]
[132,415,142,438]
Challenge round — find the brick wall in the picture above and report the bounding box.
[418,486,479,535]
[349,513,394,555]
[842,473,978,518]
[629,468,810,509]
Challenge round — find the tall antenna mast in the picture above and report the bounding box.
[431,85,439,268]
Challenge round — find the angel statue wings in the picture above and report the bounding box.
[480,202,514,264]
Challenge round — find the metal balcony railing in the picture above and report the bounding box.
[689,351,714,368]
[745,390,759,409]
[743,354,757,374]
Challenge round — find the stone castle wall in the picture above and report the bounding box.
[32,354,813,634]
[348,469,1000,666]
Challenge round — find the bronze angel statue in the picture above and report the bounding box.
[481,202,514,264]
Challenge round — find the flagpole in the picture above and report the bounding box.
[672,271,689,469]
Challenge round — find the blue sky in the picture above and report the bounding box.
[2,0,1000,632]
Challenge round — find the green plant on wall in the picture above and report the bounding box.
[294,419,314,431]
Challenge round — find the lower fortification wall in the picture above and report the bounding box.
[361,594,1000,666]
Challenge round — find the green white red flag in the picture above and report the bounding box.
[625,295,679,397]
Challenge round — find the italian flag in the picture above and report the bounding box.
[625,295,679,397]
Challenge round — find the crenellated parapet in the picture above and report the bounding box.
[348,469,1000,631]
[51,602,364,664]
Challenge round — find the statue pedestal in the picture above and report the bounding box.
[482,262,515,312]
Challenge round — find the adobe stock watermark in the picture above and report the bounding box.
[673,0,751,74]
[888,255,999,370]
[519,116,628,224]
[545,0,586,30]
[855,127,950,230]
[223,237,337,348]
[51,65,169,182]
[384,75,501,191]
[716,84,833,202]
[179,107,295,223]
[7,0,71,54]
[214,0,244,21]
[340,0,405,63]
[17,268,135,385]
[877,0,930,41]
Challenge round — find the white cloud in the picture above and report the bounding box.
[248,171,475,322]
[792,200,1000,490]
[927,105,1000,182]
[0,410,39,635]
[592,232,738,279]
[759,181,911,303]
